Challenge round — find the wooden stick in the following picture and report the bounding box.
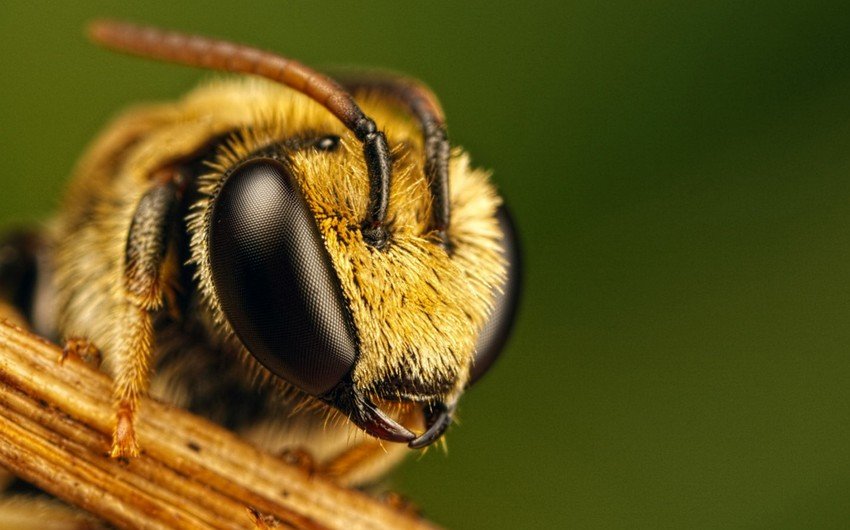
[0,320,440,530]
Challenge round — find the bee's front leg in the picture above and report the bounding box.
[110,173,180,458]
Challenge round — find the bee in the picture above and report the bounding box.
[0,20,521,488]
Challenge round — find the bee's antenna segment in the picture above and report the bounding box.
[340,75,451,245]
[87,19,391,246]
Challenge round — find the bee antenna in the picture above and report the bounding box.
[338,74,451,246]
[87,20,390,247]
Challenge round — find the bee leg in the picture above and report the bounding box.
[111,176,180,458]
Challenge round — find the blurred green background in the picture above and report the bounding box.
[3,1,850,528]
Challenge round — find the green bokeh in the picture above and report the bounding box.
[3,1,850,528]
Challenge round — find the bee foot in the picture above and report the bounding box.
[59,337,102,367]
[110,401,140,459]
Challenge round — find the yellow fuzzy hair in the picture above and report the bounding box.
[184,78,506,403]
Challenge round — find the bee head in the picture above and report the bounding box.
[90,20,521,448]
[190,110,519,448]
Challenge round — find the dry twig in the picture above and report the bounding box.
[0,320,440,530]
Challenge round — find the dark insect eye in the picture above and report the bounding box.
[468,203,522,385]
[314,135,340,152]
[208,158,358,396]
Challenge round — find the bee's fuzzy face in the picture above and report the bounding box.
[186,80,506,441]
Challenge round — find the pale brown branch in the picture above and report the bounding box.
[0,320,440,530]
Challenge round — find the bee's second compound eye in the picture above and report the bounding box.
[208,158,358,396]
[468,204,522,385]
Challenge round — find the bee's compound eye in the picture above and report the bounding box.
[208,158,357,396]
[468,203,522,386]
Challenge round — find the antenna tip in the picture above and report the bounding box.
[86,19,138,47]
[86,19,111,40]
